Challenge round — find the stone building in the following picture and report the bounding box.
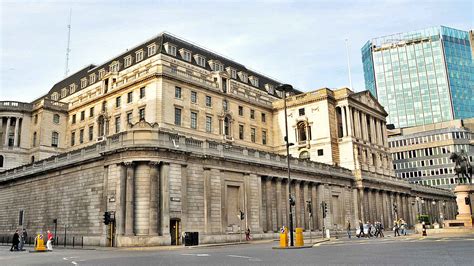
[0,32,456,246]
[388,118,474,189]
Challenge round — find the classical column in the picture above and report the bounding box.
[311,184,318,230]
[341,106,347,137]
[355,110,362,139]
[124,162,135,236]
[363,189,370,222]
[276,178,283,230]
[160,163,170,237]
[283,180,289,227]
[117,163,127,235]
[347,106,353,136]
[265,177,273,232]
[13,117,20,147]
[303,182,310,230]
[376,190,383,222]
[4,117,10,146]
[317,184,325,229]
[352,188,360,224]
[148,162,160,236]
[381,122,388,147]
[295,181,302,228]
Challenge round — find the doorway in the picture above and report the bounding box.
[170,219,181,245]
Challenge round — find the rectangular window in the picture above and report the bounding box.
[191,91,197,103]
[251,128,256,143]
[140,87,145,98]
[126,112,133,125]
[239,125,244,140]
[71,132,75,146]
[89,73,96,84]
[318,149,324,156]
[175,108,182,126]
[262,130,267,145]
[115,116,121,133]
[183,50,192,62]
[135,50,144,62]
[81,79,87,88]
[261,113,266,122]
[89,107,94,117]
[72,114,76,124]
[116,96,121,107]
[206,116,212,132]
[238,106,243,116]
[139,108,145,120]
[205,96,212,107]
[88,125,94,141]
[18,210,24,226]
[299,108,305,116]
[80,111,85,121]
[79,129,84,144]
[148,44,156,56]
[124,56,132,67]
[191,112,197,129]
[127,92,133,103]
[168,45,177,56]
[250,110,255,119]
[175,87,182,98]
[52,132,59,147]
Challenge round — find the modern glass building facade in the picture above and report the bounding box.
[362,26,474,128]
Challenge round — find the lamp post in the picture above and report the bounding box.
[415,197,421,223]
[276,84,295,247]
[432,200,436,224]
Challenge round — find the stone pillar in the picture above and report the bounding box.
[355,110,362,139]
[117,163,127,235]
[341,106,347,137]
[381,122,387,147]
[359,188,366,222]
[265,177,273,232]
[4,117,10,146]
[376,190,383,222]
[276,178,283,230]
[148,162,160,235]
[283,180,289,227]
[311,184,318,230]
[347,106,353,136]
[381,191,389,227]
[124,162,135,236]
[160,163,170,237]
[13,117,20,147]
[303,182,309,230]
[317,184,325,229]
[352,188,360,225]
[295,181,302,228]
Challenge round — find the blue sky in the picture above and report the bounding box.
[1,0,472,101]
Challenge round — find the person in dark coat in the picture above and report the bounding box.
[19,228,27,251]
[10,230,20,251]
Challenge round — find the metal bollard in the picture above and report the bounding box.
[81,236,84,248]
[295,228,304,246]
[73,237,75,248]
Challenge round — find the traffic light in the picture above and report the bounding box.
[103,211,110,225]
[465,197,471,205]
[393,203,398,213]
[239,210,245,220]
[322,201,328,218]
[307,201,312,217]
[289,197,296,206]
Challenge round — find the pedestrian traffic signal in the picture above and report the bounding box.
[239,210,245,220]
[393,203,397,213]
[465,197,471,205]
[103,211,110,225]
[289,197,296,206]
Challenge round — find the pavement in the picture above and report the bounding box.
[1,233,473,265]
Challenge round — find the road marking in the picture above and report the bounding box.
[71,262,78,265]
[228,255,253,259]
[180,253,210,257]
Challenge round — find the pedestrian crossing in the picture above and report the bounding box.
[315,236,474,247]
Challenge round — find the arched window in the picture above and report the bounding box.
[0,155,4,167]
[299,151,310,160]
[33,132,37,147]
[53,114,60,124]
[297,121,307,142]
[51,132,59,147]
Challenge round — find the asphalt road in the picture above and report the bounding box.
[1,234,473,266]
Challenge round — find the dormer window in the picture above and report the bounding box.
[147,43,157,56]
[238,71,248,83]
[110,61,120,73]
[124,55,132,67]
[164,42,177,56]
[249,76,259,87]
[179,49,192,62]
[135,50,144,62]
[209,60,224,72]
[51,92,59,101]
[81,78,88,89]
[89,73,96,84]
[265,84,275,94]
[69,83,77,94]
[194,54,206,67]
[226,67,237,79]
[99,69,106,80]
[61,88,67,98]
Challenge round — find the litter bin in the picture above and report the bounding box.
[184,232,199,246]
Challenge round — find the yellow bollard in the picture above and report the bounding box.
[295,228,304,246]
[34,234,47,252]
[279,226,288,248]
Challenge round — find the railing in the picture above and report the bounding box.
[0,101,33,112]
[162,65,219,90]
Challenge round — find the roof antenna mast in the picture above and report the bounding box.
[64,8,72,77]
[345,38,353,90]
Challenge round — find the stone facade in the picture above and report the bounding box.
[0,32,457,246]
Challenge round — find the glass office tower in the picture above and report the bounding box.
[362,26,473,128]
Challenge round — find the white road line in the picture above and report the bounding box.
[71,262,78,265]
[63,258,68,260]
[180,253,210,257]
[228,255,253,259]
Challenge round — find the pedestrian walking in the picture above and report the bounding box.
[346,220,351,239]
[245,228,251,241]
[46,230,54,251]
[10,230,20,252]
[393,220,400,237]
[19,228,27,251]
[357,220,364,238]
[379,222,385,237]
[400,219,407,235]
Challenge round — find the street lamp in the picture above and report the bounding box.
[432,200,437,224]
[276,84,295,246]
[415,197,421,223]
